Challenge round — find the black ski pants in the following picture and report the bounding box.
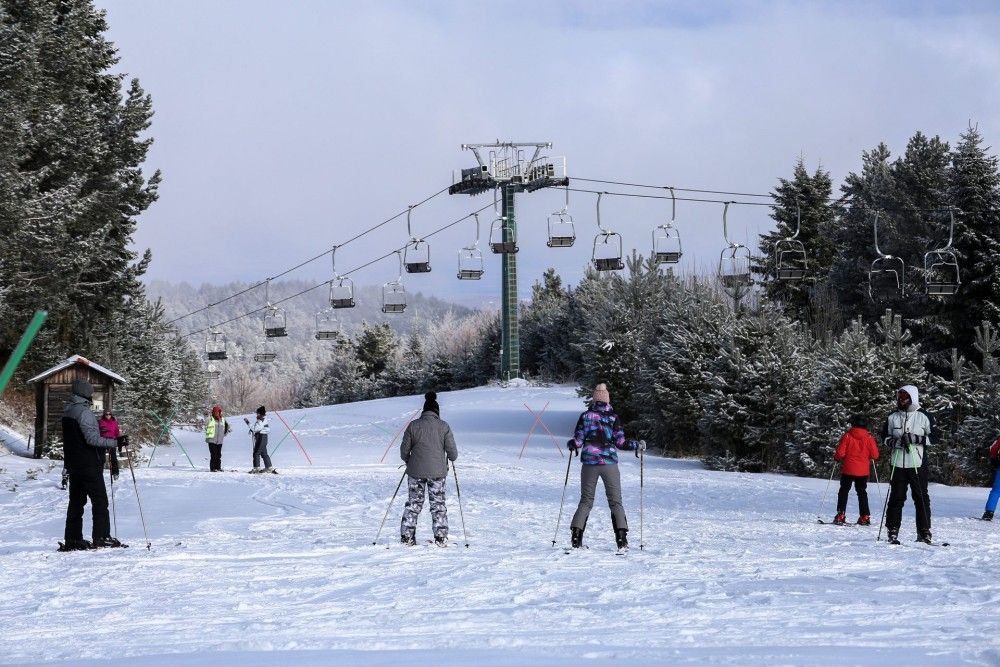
[65,466,110,542]
[836,475,871,515]
[208,443,223,471]
[253,433,272,469]
[886,464,931,533]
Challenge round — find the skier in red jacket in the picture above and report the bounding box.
[831,415,880,525]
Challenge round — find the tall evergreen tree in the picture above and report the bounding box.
[754,159,837,325]
[946,126,1000,356]
[0,0,160,375]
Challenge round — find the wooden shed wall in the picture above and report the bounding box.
[33,365,115,458]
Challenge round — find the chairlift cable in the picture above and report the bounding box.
[166,185,450,326]
[182,200,497,339]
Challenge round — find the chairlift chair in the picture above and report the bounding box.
[314,309,342,341]
[403,205,431,272]
[775,200,807,280]
[329,248,356,308]
[205,330,228,361]
[253,339,277,363]
[404,238,431,273]
[591,192,624,271]
[718,202,753,294]
[382,250,407,314]
[868,210,905,301]
[489,217,518,254]
[261,279,288,337]
[653,187,682,264]
[330,276,355,309]
[457,213,484,279]
[593,232,625,271]
[547,210,576,248]
[457,247,484,280]
[924,208,960,296]
[263,307,288,338]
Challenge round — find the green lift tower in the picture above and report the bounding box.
[449,142,569,381]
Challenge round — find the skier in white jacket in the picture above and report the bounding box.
[882,385,935,544]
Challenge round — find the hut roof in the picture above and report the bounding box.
[27,355,127,385]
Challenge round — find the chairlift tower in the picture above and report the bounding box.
[450,141,569,381]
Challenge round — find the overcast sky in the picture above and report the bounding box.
[97,0,1000,308]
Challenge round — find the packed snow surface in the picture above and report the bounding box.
[1,385,998,666]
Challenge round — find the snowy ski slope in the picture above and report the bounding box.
[1,384,998,666]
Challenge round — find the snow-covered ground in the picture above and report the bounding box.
[1,385,998,666]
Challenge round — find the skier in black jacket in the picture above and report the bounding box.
[61,379,128,550]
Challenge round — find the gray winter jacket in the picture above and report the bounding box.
[400,411,458,479]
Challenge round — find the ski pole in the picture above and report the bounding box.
[372,469,407,546]
[816,457,838,522]
[122,439,151,550]
[451,461,470,548]
[872,458,886,523]
[552,441,577,546]
[639,441,645,551]
[876,457,896,542]
[109,459,117,539]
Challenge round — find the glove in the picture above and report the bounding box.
[116,435,130,452]
[636,440,646,451]
[567,439,579,457]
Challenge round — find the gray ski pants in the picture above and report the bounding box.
[571,463,628,531]
[400,476,448,539]
[253,433,272,469]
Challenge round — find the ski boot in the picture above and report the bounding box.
[249,467,261,474]
[615,528,629,554]
[832,512,847,525]
[264,467,277,474]
[887,529,900,545]
[58,539,94,552]
[982,510,994,522]
[400,533,416,546]
[570,527,584,549]
[93,537,128,549]
[916,529,933,545]
[857,515,871,526]
[434,535,448,548]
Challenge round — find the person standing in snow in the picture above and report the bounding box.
[204,405,230,472]
[980,435,1000,521]
[98,409,121,482]
[61,379,129,550]
[248,406,273,473]
[568,383,644,551]
[399,391,458,547]
[883,385,935,544]
[831,415,879,525]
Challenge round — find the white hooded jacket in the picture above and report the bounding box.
[884,385,934,469]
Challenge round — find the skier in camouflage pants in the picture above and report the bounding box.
[400,391,458,546]
[400,477,448,542]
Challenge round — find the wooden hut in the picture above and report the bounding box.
[28,355,126,459]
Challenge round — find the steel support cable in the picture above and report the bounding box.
[166,185,451,326]
[181,200,497,339]
[569,177,951,213]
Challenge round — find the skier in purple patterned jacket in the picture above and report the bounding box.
[568,383,644,551]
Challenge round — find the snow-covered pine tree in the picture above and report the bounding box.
[635,276,728,456]
[791,320,887,476]
[0,0,160,375]
[946,126,1000,359]
[953,322,1000,485]
[519,268,575,381]
[698,306,814,472]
